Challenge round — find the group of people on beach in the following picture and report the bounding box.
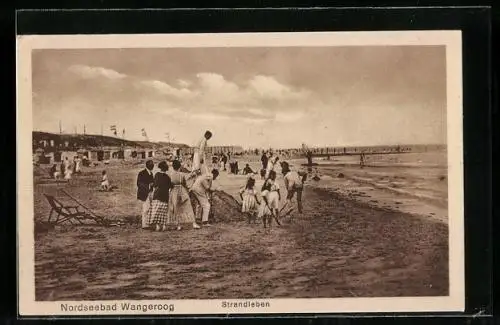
[49,156,82,181]
[137,131,220,231]
[137,130,307,231]
[137,158,221,231]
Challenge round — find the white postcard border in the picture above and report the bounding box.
[17,31,464,316]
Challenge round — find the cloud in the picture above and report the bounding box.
[177,79,192,88]
[197,73,239,94]
[139,80,192,99]
[68,64,127,80]
[247,75,311,101]
[134,72,315,119]
[62,65,318,124]
[194,72,244,106]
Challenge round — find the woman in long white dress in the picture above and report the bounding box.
[167,160,200,230]
[75,157,82,173]
[63,157,73,180]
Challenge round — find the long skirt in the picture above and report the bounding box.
[150,200,169,226]
[242,195,258,213]
[168,186,195,225]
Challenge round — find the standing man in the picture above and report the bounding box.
[280,161,306,218]
[63,157,71,174]
[192,130,212,175]
[211,154,220,171]
[190,169,220,227]
[265,155,279,179]
[75,156,82,174]
[261,151,268,171]
[137,160,155,229]
[360,153,365,168]
[221,153,228,171]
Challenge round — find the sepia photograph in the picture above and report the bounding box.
[17,32,464,315]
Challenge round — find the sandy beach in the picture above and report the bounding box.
[32,151,448,301]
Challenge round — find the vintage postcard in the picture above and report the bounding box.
[17,31,464,316]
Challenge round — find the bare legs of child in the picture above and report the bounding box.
[263,213,273,228]
[247,211,258,224]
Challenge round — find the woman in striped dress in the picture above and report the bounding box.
[150,161,172,231]
[239,176,260,224]
[167,160,200,230]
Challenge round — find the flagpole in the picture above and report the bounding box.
[142,128,149,142]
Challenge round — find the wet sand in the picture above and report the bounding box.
[33,155,449,300]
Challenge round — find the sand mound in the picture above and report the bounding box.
[208,190,247,223]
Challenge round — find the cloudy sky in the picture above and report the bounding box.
[32,46,446,148]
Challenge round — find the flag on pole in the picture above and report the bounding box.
[141,128,149,141]
[110,125,117,136]
[122,129,125,137]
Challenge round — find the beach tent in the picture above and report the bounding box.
[111,150,124,159]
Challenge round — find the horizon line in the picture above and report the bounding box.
[32,130,446,149]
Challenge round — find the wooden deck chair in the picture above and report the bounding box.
[43,194,107,225]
